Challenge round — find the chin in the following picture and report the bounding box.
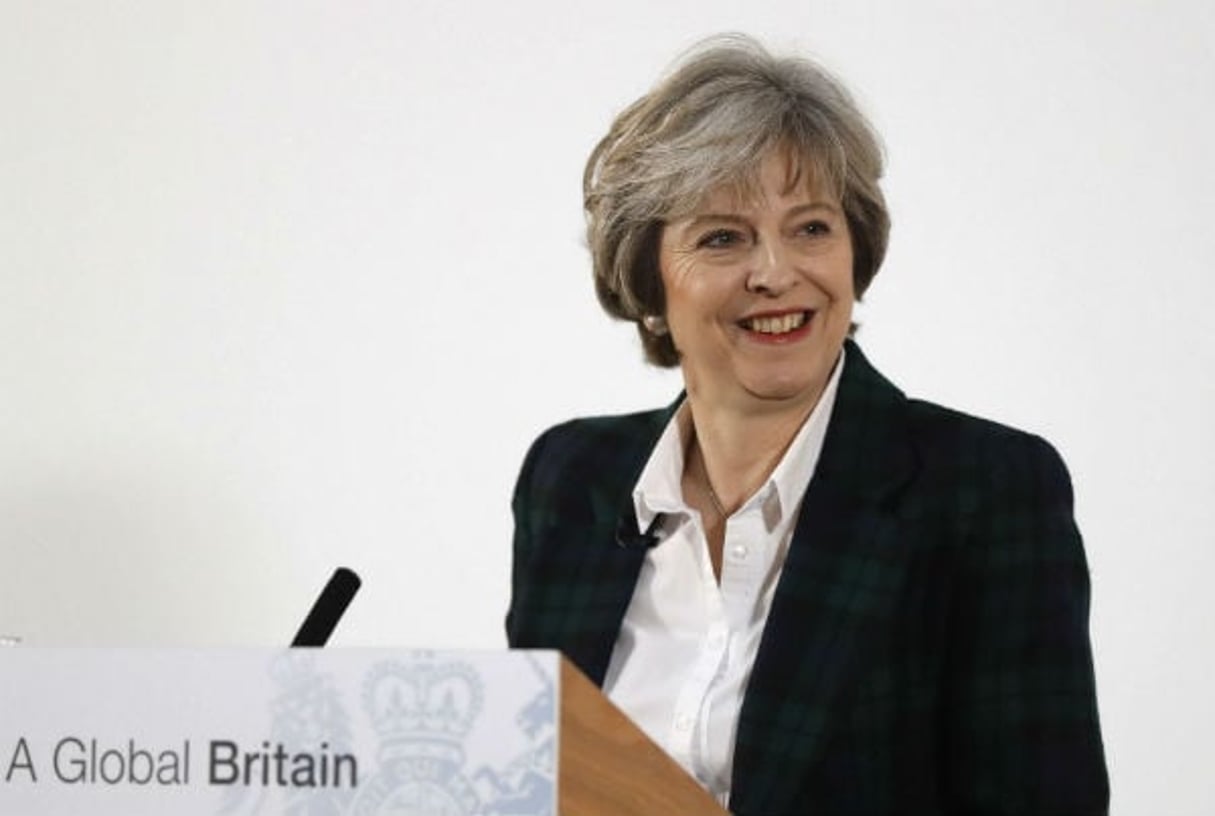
[742,377,822,404]
[738,352,839,405]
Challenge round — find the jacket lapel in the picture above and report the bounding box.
[729,342,918,813]
[556,400,680,685]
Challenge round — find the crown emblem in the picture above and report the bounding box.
[363,653,484,766]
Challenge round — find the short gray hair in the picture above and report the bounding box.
[584,34,890,366]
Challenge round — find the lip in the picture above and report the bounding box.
[737,309,815,344]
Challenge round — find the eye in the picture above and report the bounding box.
[799,219,832,237]
[696,228,745,249]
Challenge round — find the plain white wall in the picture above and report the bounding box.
[2,2,1212,812]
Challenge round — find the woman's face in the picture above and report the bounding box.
[658,150,854,415]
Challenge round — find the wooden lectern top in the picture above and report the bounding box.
[559,658,730,815]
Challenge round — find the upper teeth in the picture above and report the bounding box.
[746,313,807,334]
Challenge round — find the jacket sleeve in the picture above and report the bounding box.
[505,427,550,646]
[944,432,1110,814]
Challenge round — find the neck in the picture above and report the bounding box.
[683,386,823,514]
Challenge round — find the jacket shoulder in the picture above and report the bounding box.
[532,408,669,460]
[905,398,1068,466]
[521,408,670,487]
[900,398,1076,535]
[512,407,672,526]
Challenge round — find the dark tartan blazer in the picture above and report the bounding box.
[507,341,1109,815]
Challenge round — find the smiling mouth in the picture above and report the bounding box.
[740,311,811,335]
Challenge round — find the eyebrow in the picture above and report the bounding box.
[787,201,844,217]
[678,201,843,231]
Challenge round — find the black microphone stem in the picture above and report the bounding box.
[290,567,361,647]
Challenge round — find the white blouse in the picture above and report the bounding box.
[602,351,845,807]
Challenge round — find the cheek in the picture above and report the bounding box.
[667,285,732,345]
[824,249,856,302]
[661,263,715,321]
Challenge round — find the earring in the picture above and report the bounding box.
[642,315,668,335]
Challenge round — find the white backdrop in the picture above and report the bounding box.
[2,2,1212,812]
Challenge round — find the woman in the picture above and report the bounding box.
[507,35,1108,815]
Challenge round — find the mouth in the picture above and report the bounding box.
[739,310,813,339]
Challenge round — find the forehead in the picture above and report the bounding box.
[674,147,842,217]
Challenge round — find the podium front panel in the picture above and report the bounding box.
[0,648,558,815]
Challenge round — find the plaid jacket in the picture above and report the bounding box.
[507,341,1109,815]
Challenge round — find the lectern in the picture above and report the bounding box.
[0,648,727,815]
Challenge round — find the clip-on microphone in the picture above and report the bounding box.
[615,511,667,551]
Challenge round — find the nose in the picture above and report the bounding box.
[744,239,798,295]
